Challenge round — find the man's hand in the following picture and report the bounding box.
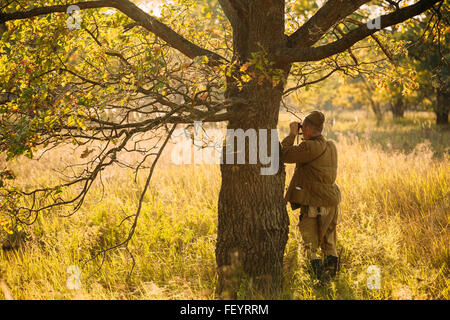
[289,121,300,136]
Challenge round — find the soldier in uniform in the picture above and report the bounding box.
[281,110,341,281]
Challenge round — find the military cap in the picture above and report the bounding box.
[303,110,325,132]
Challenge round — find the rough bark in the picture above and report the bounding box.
[216,0,290,298]
[216,92,290,297]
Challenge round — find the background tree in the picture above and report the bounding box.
[378,60,420,119]
[395,4,449,124]
[0,0,445,297]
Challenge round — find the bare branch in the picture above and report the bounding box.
[82,124,177,280]
[283,68,341,96]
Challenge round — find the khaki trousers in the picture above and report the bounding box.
[298,205,339,260]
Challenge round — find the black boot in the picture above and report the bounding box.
[323,255,338,280]
[308,259,324,281]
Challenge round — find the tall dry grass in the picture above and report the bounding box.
[0,110,448,299]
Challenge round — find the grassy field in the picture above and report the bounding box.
[0,110,448,300]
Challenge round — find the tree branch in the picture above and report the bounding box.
[0,0,225,64]
[280,0,441,63]
[218,0,248,27]
[287,0,370,48]
[343,18,394,62]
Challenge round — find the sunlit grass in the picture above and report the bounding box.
[0,110,448,300]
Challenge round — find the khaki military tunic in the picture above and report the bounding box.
[281,134,341,259]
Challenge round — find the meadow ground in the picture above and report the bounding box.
[0,110,448,300]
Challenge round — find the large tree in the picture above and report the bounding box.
[0,0,444,297]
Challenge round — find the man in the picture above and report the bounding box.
[281,110,341,281]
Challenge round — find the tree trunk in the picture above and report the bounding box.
[216,88,290,298]
[435,88,449,125]
[369,99,383,124]
[215,0,290,298]
[391,96,405,118]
